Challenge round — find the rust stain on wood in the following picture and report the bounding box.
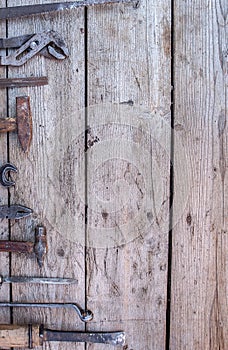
[162,18,171,57]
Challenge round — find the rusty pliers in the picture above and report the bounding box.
[0,205,33,220]
[0,30,69,66]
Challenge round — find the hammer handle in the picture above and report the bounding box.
[0,324,40,348]
[0,118,16,133]
[0,241,34,254]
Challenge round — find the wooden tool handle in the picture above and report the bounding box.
[0,118,16,133]
[0,324,41,348]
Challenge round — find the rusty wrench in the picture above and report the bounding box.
[0,30,69,66]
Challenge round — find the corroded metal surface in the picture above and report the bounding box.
[0,118,16,133]
[0,0,133,20]
[0,225,47,268]
[34,226,47,268]
[0,31,69,66]
[0,163,17,187]
[0,204,33,219]
[0,303,93,323]
[0,241,34,254]
[43,329,126,346]
[0,77,48,88]
[0,276,78,285]
[16,96,32,153]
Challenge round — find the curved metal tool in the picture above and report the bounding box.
[0,303,93,323]
[0,30,69,66]
[0,204,32,219]
[0,324,125,348]
[0,163,17,187]
[0,275,78,286]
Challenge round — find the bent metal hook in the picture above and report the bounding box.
[0,302,93,322]
[0,163,17,187]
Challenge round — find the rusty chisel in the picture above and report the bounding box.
[0,0,133,20]
[0,324,125,348]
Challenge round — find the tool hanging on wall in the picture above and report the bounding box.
[0,96,32,152]
[0,30,69,66]
[0,0,133,20]
[0,163,17,187]
[0,204,33,220]
[0,302,93,323]
[0,77,48,88]
[0,324,125,348]
[0,226,46,268]
[0,275,78,286]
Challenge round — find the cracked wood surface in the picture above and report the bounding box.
[0,0,226,350]
[86,1,171,349]
[171,1,228,349]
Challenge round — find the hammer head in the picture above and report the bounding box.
[34,226,47,268]
[16,96,32,152]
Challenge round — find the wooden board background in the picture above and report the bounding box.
[0,0,226,350]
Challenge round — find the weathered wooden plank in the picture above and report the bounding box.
[86,1,171,349]
[0,0,11,324]
[171,1,227,349]
[7,1,86,349]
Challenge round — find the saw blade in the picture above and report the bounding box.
[0,0,133,20]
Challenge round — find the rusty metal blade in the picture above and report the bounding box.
[16,96,32,153]
[0,0,133,20]
[44,330,126,346]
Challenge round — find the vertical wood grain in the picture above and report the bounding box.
[7,1,86,350]
[0,0,11,324]
[171,1,227,349]
[86,1,171,349]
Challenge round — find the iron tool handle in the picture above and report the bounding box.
[0,324,41,348]
[0,118,17,133]
[0,241,34,254]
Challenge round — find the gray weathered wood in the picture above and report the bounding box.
[171,1,228,349]
[0,0,11,325]
[7,1,86,349]
[86,1,171,349]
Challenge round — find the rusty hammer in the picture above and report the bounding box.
[0,226,47,268]
[0,96,32,152]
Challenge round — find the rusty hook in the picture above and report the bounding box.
[0,163,18,187]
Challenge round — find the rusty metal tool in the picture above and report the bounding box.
[0,76,48,88]
[0,163,17,187]
[0,0,133,20]
[0,96,32,152]
[0,275,78,286]
[0,30,69,66]
[0,204,32,220]
[0,324,125,348]
[0,303,93,323]
[0,226,46,268]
